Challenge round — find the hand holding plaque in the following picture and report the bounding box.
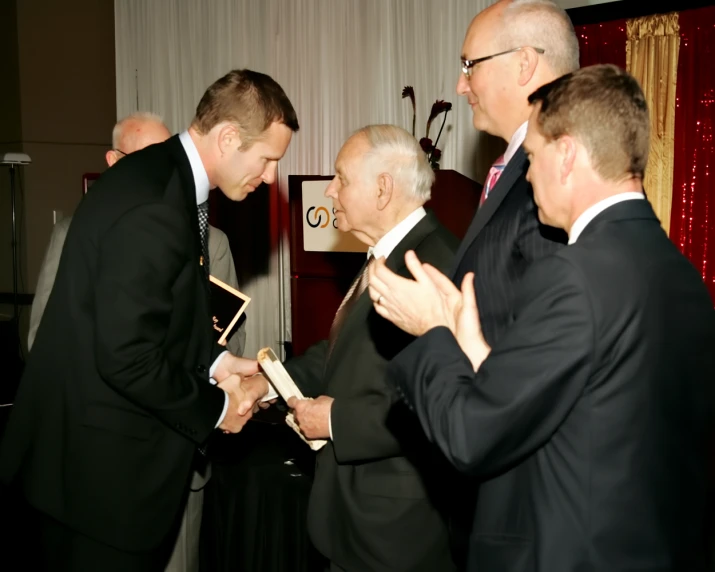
[257,347,327,451]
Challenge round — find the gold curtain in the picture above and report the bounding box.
[626,13,680,235]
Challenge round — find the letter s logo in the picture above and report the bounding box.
[306,206,330,228]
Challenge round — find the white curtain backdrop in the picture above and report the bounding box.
[114,0,497,359]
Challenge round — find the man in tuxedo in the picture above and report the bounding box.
[28,112,246,357]
[370,65,715,571]
[0,69,296,571]
[283,125,459,572]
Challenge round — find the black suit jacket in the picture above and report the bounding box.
[0,136,226,552]
[285,211,460,572]
[391,199,715,571]
[452,147,566,346]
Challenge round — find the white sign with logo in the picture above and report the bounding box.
[302,180,368,253]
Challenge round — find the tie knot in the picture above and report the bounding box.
[198,201,209,215]
[492,154,506,170]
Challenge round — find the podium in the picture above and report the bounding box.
[288,170,482,356]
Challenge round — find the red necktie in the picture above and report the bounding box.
[480,154,506,206]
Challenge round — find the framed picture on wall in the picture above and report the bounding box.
[82,172,101,195]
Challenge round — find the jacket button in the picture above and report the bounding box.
[197,364,207,374]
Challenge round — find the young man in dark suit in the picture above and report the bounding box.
[281,125,459,572]
[371,65,715,571]
[0,69,297,571]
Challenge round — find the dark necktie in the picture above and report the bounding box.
[198,201,210,279]
[328,255,375,357]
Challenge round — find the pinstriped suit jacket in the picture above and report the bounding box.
[451,146,567,346]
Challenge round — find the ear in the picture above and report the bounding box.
[558,136,577,185]
[376,173,394,211]
[105,150,117,167]
[516,47,540,87]
[216,123,242,156]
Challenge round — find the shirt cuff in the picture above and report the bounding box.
[328,407,333,440]
[209,351,229,428]
[262,384,279,402]
[209,350,229,382]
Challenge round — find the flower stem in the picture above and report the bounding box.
[433,111,449,151]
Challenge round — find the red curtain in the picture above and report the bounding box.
[670,6,715,303]
[574,19,627,69]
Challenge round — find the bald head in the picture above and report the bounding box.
[457,0,579,141]
[106,112,171,167]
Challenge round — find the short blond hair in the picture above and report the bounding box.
[528,64,650,181]
[191,69,299,149]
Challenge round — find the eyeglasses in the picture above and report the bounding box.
[113,149,127,157]
[461,47,545,78]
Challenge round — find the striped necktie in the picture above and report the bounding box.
[328,255,375,356]
[480,154,506,206]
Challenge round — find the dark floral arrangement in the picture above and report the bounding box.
[402,86,453,169]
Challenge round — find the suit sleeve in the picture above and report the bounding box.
[209,228,246,357]
[390,255,594,477]
[284,340,329,398]
[28,218,70,350]
[94,203,225,443]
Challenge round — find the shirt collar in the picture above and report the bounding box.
[178,130,210,205]
[368,207,427,260]
[568,192,646,244]
[504,121,528,166]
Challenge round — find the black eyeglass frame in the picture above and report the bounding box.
[461,47,545,77]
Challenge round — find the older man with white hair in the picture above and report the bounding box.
[283,124,460,572]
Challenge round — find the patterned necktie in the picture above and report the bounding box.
[198,201,210,279]
[328,255,375,356]
[480,154,506,206]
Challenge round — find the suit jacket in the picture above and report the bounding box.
[0,135,226,553]
[28,220,245,357]
[391,199,715,571]
[452,147,566,346]
[285,211,460,572]
[27,216,71,350]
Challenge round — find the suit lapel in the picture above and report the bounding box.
[326,212,440,368]
[167,136,211,300]
[450,147,528,278]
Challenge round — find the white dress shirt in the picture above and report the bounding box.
[504,121,528,166]
[328,206,427,439]
[568,192,645,244]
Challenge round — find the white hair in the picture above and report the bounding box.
[112,111,165,149]
[500,0,580,76]
[356,124,434,203]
